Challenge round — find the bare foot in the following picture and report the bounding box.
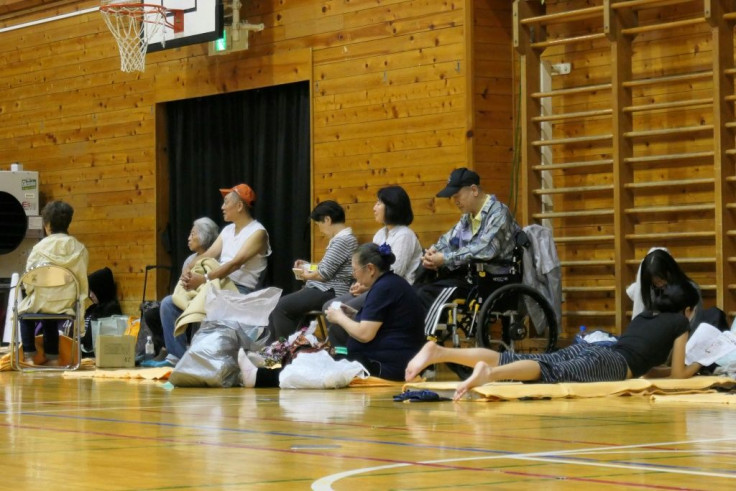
[405,341,441,381]
[453,361,493,401]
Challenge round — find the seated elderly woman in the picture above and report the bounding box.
[19,201,89,366]
[139,217,218,365]
[239,243,427,384]
[266,200,357,341]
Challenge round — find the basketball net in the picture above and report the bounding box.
[100,1,179,73]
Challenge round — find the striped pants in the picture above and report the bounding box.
[498,343,629,383]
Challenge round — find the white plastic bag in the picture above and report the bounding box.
[279,350,369,389]
[205,286,281,325]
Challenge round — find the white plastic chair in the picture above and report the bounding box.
[10,263,82,371]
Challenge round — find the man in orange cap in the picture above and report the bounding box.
[150,183,271,367]
[180,183,270,292]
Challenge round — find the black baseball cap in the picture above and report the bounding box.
[436,168,480,197]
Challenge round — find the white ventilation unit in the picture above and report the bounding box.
[0,169,40,214]
[0,167,43,343]
[0,168,43,278]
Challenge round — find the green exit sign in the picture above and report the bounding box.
[214,29,227,51]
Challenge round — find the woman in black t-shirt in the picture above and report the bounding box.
[326,242,425,380]
[405,282,703,401]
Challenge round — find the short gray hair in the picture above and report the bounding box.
[192,217,219,250]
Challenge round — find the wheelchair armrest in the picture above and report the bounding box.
[468,259,516,273]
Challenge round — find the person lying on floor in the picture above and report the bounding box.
[239,242,426,386]
[405,281,703,401]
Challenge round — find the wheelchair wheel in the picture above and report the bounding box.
[476,283,558,353]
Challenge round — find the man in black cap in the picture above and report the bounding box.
[417,167,521,321]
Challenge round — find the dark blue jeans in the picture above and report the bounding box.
[21,319,62,355]
[161,283,253,362]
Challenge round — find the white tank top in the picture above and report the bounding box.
[219,220,270,289]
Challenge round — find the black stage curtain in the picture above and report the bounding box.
[166,81,310,293]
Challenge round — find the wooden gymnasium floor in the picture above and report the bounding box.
[1,370,735,490]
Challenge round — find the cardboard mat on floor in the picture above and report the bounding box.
[61,367,172,380]
[349,376,414,388]
[58,371,414,385]
[650,391,736,405]
[402,376,736,401]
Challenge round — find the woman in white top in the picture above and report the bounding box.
[325,185,423,347]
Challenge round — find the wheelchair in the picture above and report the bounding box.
[425,231,559,379]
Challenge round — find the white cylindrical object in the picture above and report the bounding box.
[2,272,20,344]
[10,162,22,171]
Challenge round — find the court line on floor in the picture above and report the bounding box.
[0,413,550,458]
[8,403,736,462]
[311,436,736,490]
[8,397,736,480]
[5,391,686,453]
[6,401,736,487]
[2,396,675,452]
[0,420,579,476]
[12,411,724,484]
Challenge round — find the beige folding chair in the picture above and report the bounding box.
[10,263,83,372]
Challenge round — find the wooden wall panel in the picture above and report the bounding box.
[0,0,514,315]
[474,0,515,205]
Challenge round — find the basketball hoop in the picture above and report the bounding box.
[100,1,183,73]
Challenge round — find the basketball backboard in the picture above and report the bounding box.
[146,0,224,52]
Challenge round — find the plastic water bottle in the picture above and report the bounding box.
[144,335,155,361]
[575,325,587,344]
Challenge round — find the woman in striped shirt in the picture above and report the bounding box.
[267,200,358,341]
